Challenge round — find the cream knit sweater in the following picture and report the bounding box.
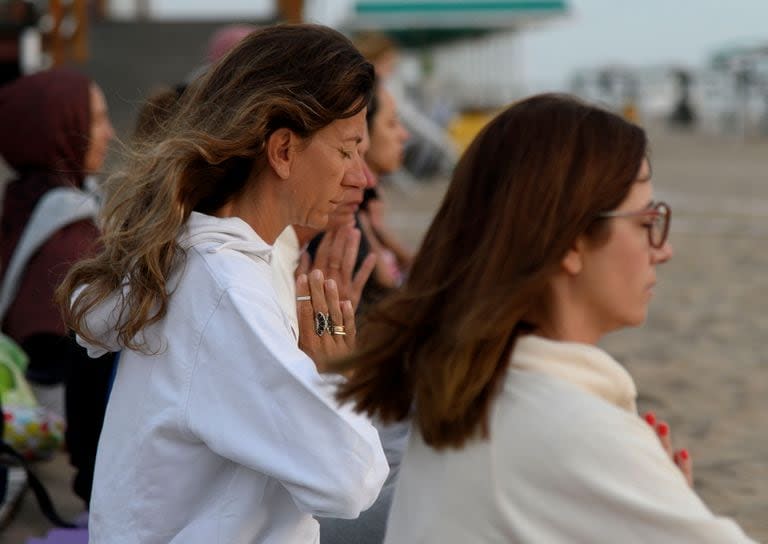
[384,335,756,543]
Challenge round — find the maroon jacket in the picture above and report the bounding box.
[0,68,98,345]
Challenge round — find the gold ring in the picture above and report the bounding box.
[330,325,347,336]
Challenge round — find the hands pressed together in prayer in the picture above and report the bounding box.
[295,225,376,372]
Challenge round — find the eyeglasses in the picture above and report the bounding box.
[597,201,671,249]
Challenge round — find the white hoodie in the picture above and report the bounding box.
[82,212,388,544]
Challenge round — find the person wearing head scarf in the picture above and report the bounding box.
[0,67,115,507]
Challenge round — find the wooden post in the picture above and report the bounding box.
[49,0,63,66]
[73,0,88,63]
[277,0,303,23]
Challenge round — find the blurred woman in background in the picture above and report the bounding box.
[0,68,115,507]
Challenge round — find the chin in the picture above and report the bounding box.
[624,311,648,328]
[306,215,329,231]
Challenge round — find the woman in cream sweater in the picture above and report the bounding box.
[335,93,756,543]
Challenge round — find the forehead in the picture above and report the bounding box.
[90,84,108,112]
[377,89,397,116]
[618,158,653,210]
[319,109,367,143]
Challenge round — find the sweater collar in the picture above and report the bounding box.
[509,335,637,413]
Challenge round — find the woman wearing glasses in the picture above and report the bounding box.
[335,94,756,542]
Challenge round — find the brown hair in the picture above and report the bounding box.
[335,93,647,449]
[57,24,374,352]
[131,85,186,142]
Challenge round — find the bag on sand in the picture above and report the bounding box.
[0,334,74,528]
[0,334,65,460]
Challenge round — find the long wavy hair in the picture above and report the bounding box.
[57,24,374,352]
[335,94,647,449]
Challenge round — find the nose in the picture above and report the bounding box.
[343,154,367,189]
[400,124,410,142]
[652,240,673,264]
[362,161,376,188]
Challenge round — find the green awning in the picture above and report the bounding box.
[345,0,567,47]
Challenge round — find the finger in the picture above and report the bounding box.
[643,411,656,428]
[295,273,314,321]
[325,279,344,332]
[341,299,356,349]
[327,226,349,275]
[296,274,316,351]
[357,211,377,245]
[313,230,334,270]
[351,253,377,299]
[308,269,328,315]
[656,421,673,457]
[340,228,362,280]
[296,251,311,279]
[674,449,693,487]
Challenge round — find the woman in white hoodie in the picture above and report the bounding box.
[336,94,757,543]
[56,24,388,544]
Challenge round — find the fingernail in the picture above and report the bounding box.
[644,411,656,426]
[678,449,689,461]
[656,422,669,437]
[326,279,336,289]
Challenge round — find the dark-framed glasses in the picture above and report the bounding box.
[597,201,671,249]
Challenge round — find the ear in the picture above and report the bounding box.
[561,237,585,276]
[265,128,296,180]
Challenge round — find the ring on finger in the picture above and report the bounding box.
[330,325,347,336]
[314,312,330,336]
[296,295,311,302]
[328,262,341,270]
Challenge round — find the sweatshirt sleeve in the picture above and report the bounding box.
[496,375,757,543]
[184,285,388,519]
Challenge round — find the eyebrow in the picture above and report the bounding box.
[342,135,363,144]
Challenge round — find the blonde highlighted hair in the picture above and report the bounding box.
[57,24,374,352]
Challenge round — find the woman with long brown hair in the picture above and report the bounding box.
[56,25,387,543]
[337,94,755,542]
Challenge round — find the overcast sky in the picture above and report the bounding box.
[519,0,768,90]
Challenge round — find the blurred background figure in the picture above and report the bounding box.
[357,86,412,306]
[667,69,696,128]
[0,0,41,85]
[0,67,116,512]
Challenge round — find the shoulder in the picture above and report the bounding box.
[494,369,656,466]
[31,219,100,269]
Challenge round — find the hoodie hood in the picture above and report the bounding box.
[0,68,91,178]
[0,69,93,281]
[510,335,638,413]
[77,212,273,357]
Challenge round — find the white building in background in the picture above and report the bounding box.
[105,0,276,20]
[104,0,566,110]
